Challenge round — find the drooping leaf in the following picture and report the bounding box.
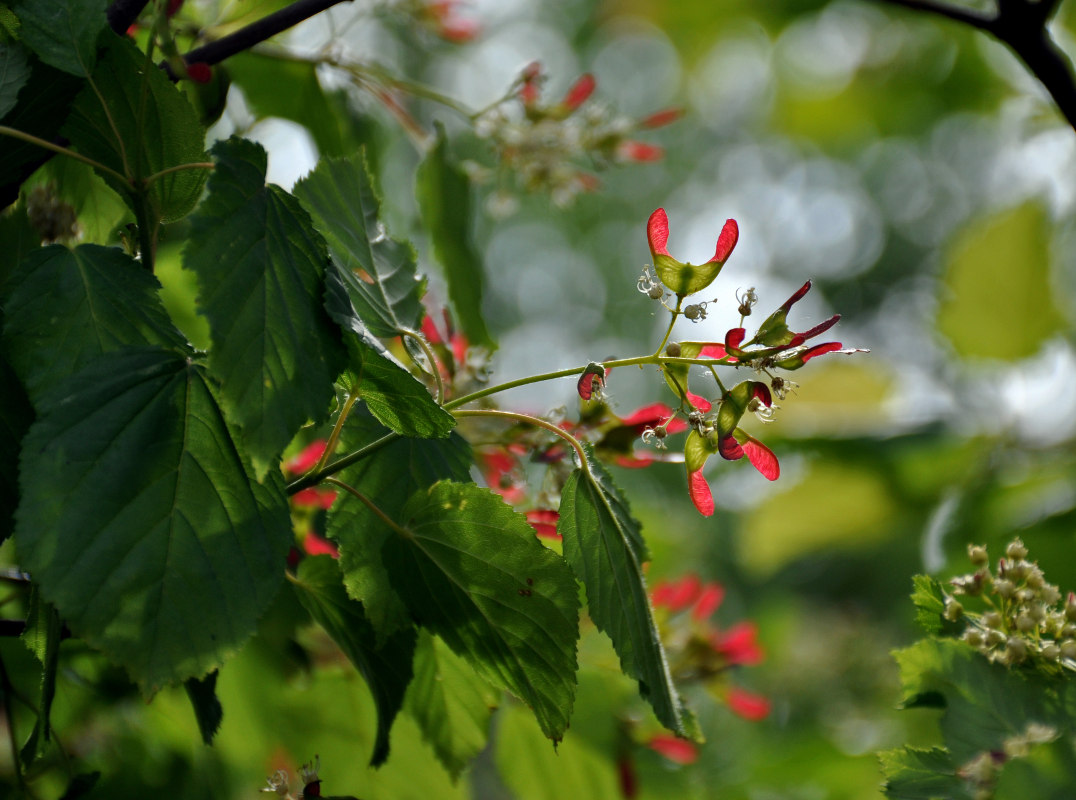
[381,481,579,740]
[329,410,472,641]
[183,670,223,746]
[938,202,1065,361]
[10,0,107,77]
[323,262,454,438]
[226,51,354,158]
[15,346,293,692]
[415,125,494,350]
[878,747,966,800]
[405,630,498,780]
[62,33,208,222]
[1,244,189,404]
[293,153,425,339]
[293,555,417,767]
[0,41,31,118]
[558,451,690,736]
[20,588,63,763]
[184,137,346,477]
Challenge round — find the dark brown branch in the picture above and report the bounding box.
[107,0,152,34]
[874,0,1076,132]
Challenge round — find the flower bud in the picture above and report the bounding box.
[1060,639,1076,660]
[1041,585,1060,605]
[944,599,963,622]
[964,629,984,647]
[1066,592,1076,621]
[648,285,665,300]
[983,611,1003,629]
[1041,642,1060,660]
[1006,636,1028,661]
[666,342,681,358]
[1016,613,1035,633]
[1006,538,1028,560]
[994,579,1015,599]
[968,544,988,565]
[986,629,1006,646]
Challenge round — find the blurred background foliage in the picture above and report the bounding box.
[6,0,1076,797]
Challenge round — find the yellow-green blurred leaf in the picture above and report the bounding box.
[937,202,1065,361]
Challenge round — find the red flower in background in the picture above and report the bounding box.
[285,440,339,510]
[422,1,480,43]
[726,687,771,721]
[647,734,698,765]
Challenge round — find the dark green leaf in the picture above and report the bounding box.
[183,671,223,746]
[2,244,189,404]
[293,555,416,767]
[406,630,498,780]
[328,410,471,641]
[59,772,100,800]
[226,51,352,158]
[381,481,579,740]
[16,347,292,692]
[0,40,31,118]
[10,0,106,77]
[62,33,208,221]
[184,137,346,477]
[415,125,494,350]
[26,155,130,242]
[324,262,454,438]
[20,589,62,763]
[558,452,690,736]
[879,747,967,800]
[294,153,425,339]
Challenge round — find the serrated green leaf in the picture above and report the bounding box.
[1,244,189,404]
[415,125,494,350]
[226,51,352,158]
[894,639,1070,763]
[293,153,425,339]
[879,747,967,799]
[183,671,224,746]
[20,588,62,763]
[26,155,130,242]
[10,0,106,77]
[329,410,472,641]
[381,481,579,740]
[910,574,960,637]
[0,40,30,118]
[406,630,498,780]
[15,346,292,692]
[558,452,690,736]
[184,137,346,477]
[938,202,1065,361]
[293,555,417,767]
[62,33,208,222]
[323,262,454,438]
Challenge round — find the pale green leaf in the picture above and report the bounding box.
[879,747,967,799]
[184,137,346,477]
[15,347,293,692]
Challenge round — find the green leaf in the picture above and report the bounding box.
[415,125,494,350]
[293,555,417,767]
[381,481,579,740]
[183,670,223,746]
[15,347,293,692]
[0,40,31,118]
[226,51,352,158]
[10,0,106,77]
[62,33,208,222]
[937,202,1065,361]
[329,410,472,641]
[324,263,454,439]
[1,244,189,404]
[910,574,961,637]
[894,638,1070,763]
[558,452,690,736]
[405,630,498,780]
[184,137,346,477]
[20,589,62,763]
[879,747,967,800]
[293,153,425,339]
[26,155,130,243]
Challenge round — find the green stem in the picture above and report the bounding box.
[0,126,128,185]
[400,328,445,405]
[286,431,397,494]
[654,296,684,356]
[131,184,158,271]
[453,408,590,473]
[325,478,412,537]
[316,392,360,474]
[143,161,215,185]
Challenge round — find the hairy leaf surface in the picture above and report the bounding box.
[16,347,292,692]
[185,137,346,477]
[10,0,107,77]
[382,481,578,740]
